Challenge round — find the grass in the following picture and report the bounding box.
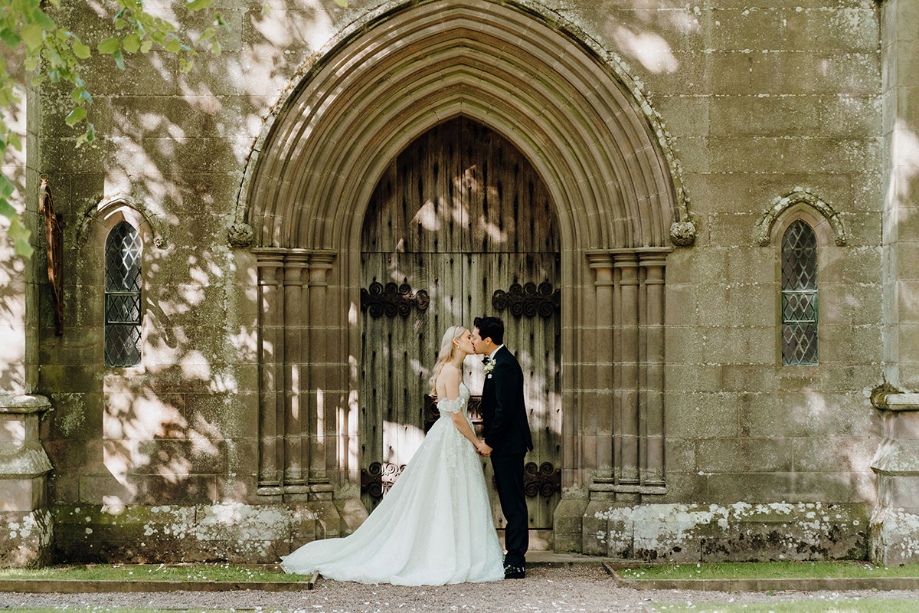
[6,610,251,613]
[651,600,919,613]
[619,561,919,581]
[0,564,310,583]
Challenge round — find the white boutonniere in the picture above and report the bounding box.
[483,359,495,376]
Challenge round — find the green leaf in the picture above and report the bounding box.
[97,37,120,54]
[72,39,91,59]
[115,18,129,31]
[113,49,124,70]
[75,123,95,148]
[24,56,38,71]
[9,216,34,258]
[80,90,93,104]
[215,13,228,29]
[70,87,84,103]
[210,39,221,56]
[186,0,211,11]
[21,24,44,51]
[65,107,86,127]
[332,0,347,6]
[164,38,181,53]
[0,175,15,198]
[8,132,20,151]
[123,33,140,53]
[140,39,153,53]
[198,26,215,43]
[0,197,16,218]
[0,29,21,48]
[34,11,56,30]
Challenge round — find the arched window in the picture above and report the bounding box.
[105,221,142,367]
[781,220,818,366]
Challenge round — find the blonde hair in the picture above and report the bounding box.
[429,325,467,397]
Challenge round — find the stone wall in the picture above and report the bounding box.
[12,0,904,563]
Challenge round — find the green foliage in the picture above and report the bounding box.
[620,561,919,581]
[0,563,310,582]
[0,0,231,258]
[651,599,919,613]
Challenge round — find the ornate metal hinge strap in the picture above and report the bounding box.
[523,462,561,498]
[360,461,405,500]
[361,281,430,318]
[492,282,560,318]
[493,462,561,497]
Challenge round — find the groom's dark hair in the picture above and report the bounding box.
[474,316,504,346]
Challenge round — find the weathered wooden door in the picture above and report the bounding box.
[359,118,561,540]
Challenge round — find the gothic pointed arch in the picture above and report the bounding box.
[241,0,686,500]
[755,188,849,247]
[236,0,691,251]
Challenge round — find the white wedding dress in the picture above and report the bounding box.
[280,382,505,585]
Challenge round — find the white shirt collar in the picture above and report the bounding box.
[488,345,504,361]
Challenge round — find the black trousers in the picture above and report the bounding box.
[491,453,528,567]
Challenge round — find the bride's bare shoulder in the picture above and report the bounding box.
[439,364,461,382]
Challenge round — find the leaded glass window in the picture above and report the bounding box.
[781,220,817,366]
[105,222,142,367]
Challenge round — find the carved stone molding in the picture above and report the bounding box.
[755,187,849,247]
[361,281,430,318]
[492,282,560,318]
[75,195,166,250]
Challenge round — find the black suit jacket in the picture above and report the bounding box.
[481,346,534,456]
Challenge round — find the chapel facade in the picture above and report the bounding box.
[2,0,919,567]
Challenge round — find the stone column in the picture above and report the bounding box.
[614,253,640,492]
[0,395,53,567]
[871,394,919,565]
[588,253,615,471]
[307,253,335,494]
[873,0,919,565]
[255,252,285,495]
[640,254,667,489]
[283,254,308,489]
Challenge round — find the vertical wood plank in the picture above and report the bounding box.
[360,117,561,529]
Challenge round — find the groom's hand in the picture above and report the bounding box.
[479,442,493,457]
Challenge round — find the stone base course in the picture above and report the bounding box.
[50,501,364,564]
[0,510,53,567]
[582,502,868,563]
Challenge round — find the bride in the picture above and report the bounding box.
[280,326,506,585]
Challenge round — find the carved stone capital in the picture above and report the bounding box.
[227,222,255,248]
[669,220,696,247]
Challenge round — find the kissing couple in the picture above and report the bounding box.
[281,316,534,585]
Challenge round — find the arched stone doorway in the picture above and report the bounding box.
[358,117,562,542]
[238,0,692,551]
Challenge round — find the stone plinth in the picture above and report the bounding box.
[871,394,919,565]
[583,502,868,563]
[0,395,53,567]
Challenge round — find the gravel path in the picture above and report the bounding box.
[2,566,918,612]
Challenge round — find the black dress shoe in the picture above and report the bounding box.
[504,564,525,579]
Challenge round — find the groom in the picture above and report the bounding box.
[472,316,534,580]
